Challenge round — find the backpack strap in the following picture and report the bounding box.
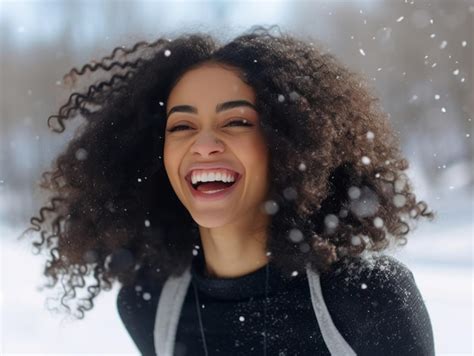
[305,263,357,355]
[154,266,191,356]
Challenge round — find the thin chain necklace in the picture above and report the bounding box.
[192,262,270,356]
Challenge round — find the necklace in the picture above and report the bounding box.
[192,262,270,356]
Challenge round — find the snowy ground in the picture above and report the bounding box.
[1,199,472,355]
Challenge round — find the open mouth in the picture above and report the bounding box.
[185,173,241,199]
[190,177,238,193]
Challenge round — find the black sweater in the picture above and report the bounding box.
[117,252,435,356]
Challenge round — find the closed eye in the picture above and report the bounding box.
[166,124,191,132]
[226,119,254,127]
[167,119,253,132]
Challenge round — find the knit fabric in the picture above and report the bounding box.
[117,252,435,356]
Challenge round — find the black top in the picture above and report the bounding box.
[117,252,435,356]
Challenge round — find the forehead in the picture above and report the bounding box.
[166,64,256,109]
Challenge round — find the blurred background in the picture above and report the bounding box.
[0,0,472,355]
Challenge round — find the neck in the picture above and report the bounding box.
[198,215,270,278]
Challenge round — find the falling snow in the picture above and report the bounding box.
[75,148,88,161]
[348,186,361,200]
[373,217,384,228]
[264,200,279,215]
[289,91,300,101]
[351,235,362,246]
[339,208,349,218]
[349,186,380,218]
[288,228,304,243]
[393,194,407,207]
[299,243,310,253]
[1,5,471,353]
[361,156,371,165]
[283,187,298,200]
[324,214,339,229]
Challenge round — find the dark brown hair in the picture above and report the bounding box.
[20,25,434,319]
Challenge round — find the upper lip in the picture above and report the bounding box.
[184,163,241,182]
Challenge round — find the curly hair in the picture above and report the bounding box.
[19,25,435,320]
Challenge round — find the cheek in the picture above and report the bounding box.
[243,141,269,177]
[251,137,269,164]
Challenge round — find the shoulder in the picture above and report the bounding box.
[321,253,417,310]
[319,253,435,355]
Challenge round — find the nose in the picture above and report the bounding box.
[190,132,224,158]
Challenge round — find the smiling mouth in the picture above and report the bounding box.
[184,172,242,198]
[191,179,236,192]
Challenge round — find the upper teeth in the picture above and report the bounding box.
[191,169,237,185]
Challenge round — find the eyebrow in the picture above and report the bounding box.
[166,100,258,119]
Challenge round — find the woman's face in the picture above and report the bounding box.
[164,63,270,228]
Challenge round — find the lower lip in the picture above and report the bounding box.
[187,175,242,201]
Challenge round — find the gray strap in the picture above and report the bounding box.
[154,266,191,356]
[305,263,357,355]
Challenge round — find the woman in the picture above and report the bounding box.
[22,26,435,355]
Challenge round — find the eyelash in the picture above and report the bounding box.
[167,119,253,132]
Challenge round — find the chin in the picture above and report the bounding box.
[190,213,234,229]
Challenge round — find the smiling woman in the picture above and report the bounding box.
[20,25,435,355]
